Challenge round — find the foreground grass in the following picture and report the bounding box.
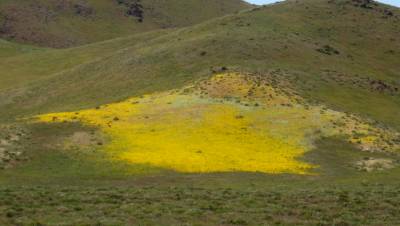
[1,184,400,225]
[1,120,400,225]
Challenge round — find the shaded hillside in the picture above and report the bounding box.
[0,0,251,48]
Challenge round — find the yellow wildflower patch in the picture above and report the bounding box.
[35,73,400,174]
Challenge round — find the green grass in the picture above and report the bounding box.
[1,0,399,126]
[0,30,169,91]
[1,122,400,225]
[0,121,400,225]
[2,121,399,185]
[0,39,45,58]
[0,0,250,48]
[1,184,400,225]
[0,122,170,185]
[313,84,400,130]
[0,0,399,224]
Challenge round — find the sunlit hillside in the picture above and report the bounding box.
[0,0,399,225]
[0,0,250,47]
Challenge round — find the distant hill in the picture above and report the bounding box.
[0,0,251,48]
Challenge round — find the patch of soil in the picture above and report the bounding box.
[60,130,106,152]
[69,131,95,146]
[0,139,10,146]
[355,157,397,172]
[0,125,29,169]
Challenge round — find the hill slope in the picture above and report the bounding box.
[1,0,399,128]
[0,0,251,48]
[1,0,400,225]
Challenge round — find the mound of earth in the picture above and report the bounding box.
[34,73,400,174]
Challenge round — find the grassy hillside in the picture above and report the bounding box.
[0,29,169,91]
[1,0,400,225]
[0,0,250,48]
[0,39,45,58]
[1,0,399,128]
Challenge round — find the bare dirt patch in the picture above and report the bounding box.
[63,130,105,152]
[0,139,10,146]
[356,158,397,172]
[0,124,29,169]
[70,131,94,146]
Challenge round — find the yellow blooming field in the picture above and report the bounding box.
[35,73,400,174]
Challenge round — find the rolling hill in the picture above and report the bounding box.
[0,0,400,225]
[1,0,399,127]
[0,0,251,48]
